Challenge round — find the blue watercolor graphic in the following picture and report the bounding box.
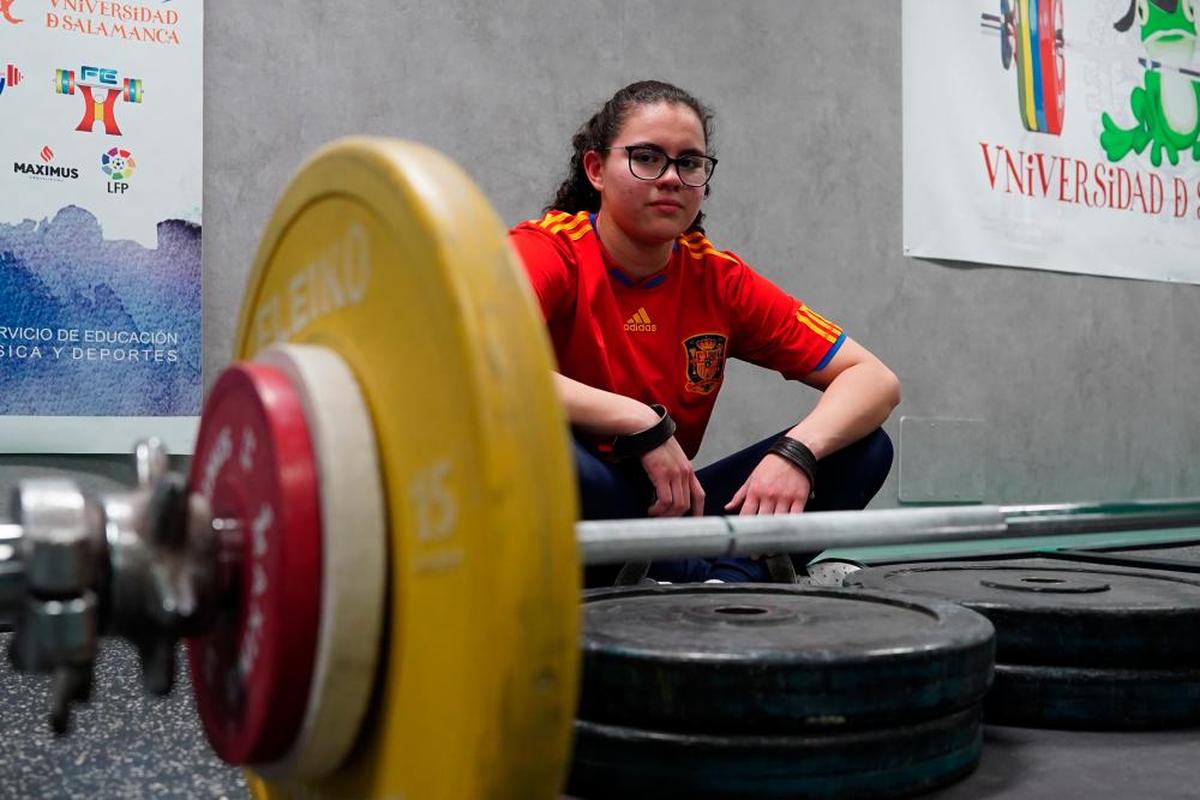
[0,206,201,416]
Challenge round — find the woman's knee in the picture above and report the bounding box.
[812,428,894,511]
[574,439,647,521]
[858,427,894,486]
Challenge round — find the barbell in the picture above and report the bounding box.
[8,138,1200,800]
[208,138,1200,798]
[981,0,1200,139]
[982,0,1066,135]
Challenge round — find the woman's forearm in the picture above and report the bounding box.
[553,372,661,436]
[786,362,901,459]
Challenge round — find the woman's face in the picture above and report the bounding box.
[584,101,708,246]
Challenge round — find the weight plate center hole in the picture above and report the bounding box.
[979,575,1112,594]
[713,605,770,616]
[682,598,800,626]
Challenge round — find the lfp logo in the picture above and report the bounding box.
[0,63,23,96]
[101,146,136,194]
[54,65,144,136]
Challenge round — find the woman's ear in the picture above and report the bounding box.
[583,150,605,193]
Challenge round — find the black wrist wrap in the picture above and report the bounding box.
[768,436,817,488]
[610,404,676,461]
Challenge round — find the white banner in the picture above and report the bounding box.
[904,0,1200,283]
[0,0,202,453]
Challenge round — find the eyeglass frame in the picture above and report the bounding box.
[598,145,718,188]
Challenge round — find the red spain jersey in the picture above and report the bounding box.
[509,210,845,459]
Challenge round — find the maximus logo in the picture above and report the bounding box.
[14,147,79,181]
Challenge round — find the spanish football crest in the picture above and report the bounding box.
[682,333,727,395]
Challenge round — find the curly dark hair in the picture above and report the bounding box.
[546,80,715,232]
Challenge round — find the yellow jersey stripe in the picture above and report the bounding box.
[687,246,737,264]
[567,222,593,241]
[794,313,840,343]
[800,304,839,331]
[797,306,841,337]
[549,213,589,235]
[537,211,571,229]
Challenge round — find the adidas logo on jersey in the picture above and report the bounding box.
[624,307,657,332]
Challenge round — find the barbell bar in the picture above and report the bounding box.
[577,498,1200,565]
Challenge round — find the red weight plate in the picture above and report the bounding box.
[1039,0,1065,135]
[186,363,323,765]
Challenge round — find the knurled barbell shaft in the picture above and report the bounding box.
[1003,498,1200,535]
[4,496,1200,574]
[577,499,1200,566]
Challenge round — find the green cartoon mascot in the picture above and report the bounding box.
[1101,0,1200,165]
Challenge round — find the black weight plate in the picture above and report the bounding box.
[1001,0,1014,69]
[985,663,1200,730]
[567,705,983,800]
[579,584,994,733]
[847,560,1200,668]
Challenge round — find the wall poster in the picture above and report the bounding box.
[904,0,1200,284]
[0,0,202,453]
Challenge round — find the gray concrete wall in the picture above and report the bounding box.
[4,0,1198,510]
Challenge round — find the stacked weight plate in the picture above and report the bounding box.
[567,584,996,799]
[1007,0,1065,135]
[847,559,1200,729]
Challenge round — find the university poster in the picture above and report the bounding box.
[0,0,202,452]
[904,0,1200,283]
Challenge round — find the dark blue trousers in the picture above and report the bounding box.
[576,428,894,586]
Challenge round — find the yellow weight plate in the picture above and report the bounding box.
[1016,0,1038,131]
[234,138,580,800]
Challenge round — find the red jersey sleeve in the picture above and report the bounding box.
[724,257,845,379]
[508,220,576,323]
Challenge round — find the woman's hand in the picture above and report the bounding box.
[640,438,705,517]
[724,453,811,515]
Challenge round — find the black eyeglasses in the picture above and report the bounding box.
[602,145,718,187]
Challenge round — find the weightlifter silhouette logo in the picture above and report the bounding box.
[54,65,144,136]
